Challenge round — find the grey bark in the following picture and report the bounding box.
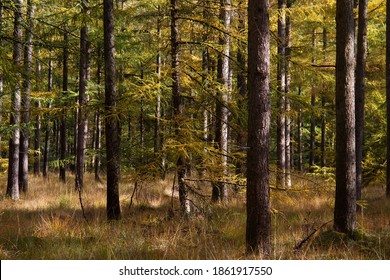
[19,0,34,192]
[104,0,121,220]
[355,0,367,201]
[76,2,89,191]
[59,31,68,182]
[276,0,286,188]
[334,0,357,233]
[246,0,271,255]
[7,0,23,200]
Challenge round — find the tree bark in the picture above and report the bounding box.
[246,0,271,256]
[387,0,390,198]
[43,58,53,178]
[19,0,34,192]
[276,0,286,188]
[76,2,89,191]
[212,0,230,203]
[321,28,328,169]
[285,0,292,187]
[7,0,23,200]
[171,0,190,214]
[355,0,367,201]
[297,85,303,172]
[334,0,357,233]
[104,0,121,220]
[59,31,68,182]
[310,29,316,169]
[0,0,3,153]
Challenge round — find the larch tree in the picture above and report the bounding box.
[334,0,357,233]
[0,0,3,150]
[387,0,390,198]
[212,0,230,203]
[104,0,121,220]
[276,0,286,188]
[355,0,368,202]
[246,0,271,255]
[76,1,90,192]
[7,0,24,200]
[59,30,68,183]
[171,0,190,214]
[19,0,34,193]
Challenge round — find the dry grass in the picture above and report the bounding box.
[0,172,389,259]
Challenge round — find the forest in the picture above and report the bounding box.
[0,0,390,259]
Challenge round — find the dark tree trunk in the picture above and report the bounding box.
[334,0,357,233]
[43,58,53,178]
[321,29,328,168]
[76,3,89,191]
[19,0,34,192]
[0,0,3,152]
[246,0,271,256]
[104,0,121,220]
[59,31,68,182]
[94,47,102,182]
[171,0,189,214]
[154,11,162,156]
[276,0,286,188]
[310,29,316,169]
[7,0,23,200]
[355,0,367,202]
[285,0,292,187]
[297,85,303,172]
[236,0,247,175]
[212,0,230,203]
[33,100,41,176]
[387,0,390,198]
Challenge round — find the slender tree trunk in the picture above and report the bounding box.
[246,0,271,256]
[276,0,286,188]
[7,0,23,200]
[236,0,247,175]
[104,0,121,220]
[171,0,190,214]
[310,29,317,169]
[59,31,68,182]
[355,0,367,202]
[285,0,292,188]
[387,0,390,198]
[334,0,357,234]
[0,0,3,154]
[154,10,162,155]
[212,0,230,203]
[94,47,102,182]
[33,59,41,176]
[43,58,53,178]
[321,28,328,168]
[297,85,303,172]
[19,0,33,192]
[76,2,89,191]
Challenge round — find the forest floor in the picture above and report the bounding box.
[0,172,389,260]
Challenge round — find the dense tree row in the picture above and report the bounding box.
[0,0,389,255]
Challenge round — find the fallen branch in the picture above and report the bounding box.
[294,219,333,252]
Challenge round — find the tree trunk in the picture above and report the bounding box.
[43,58,53,178]
[355,0,367,202]
[7,0,23,200]
[104,0,121,220]
[285,0,292,187]
[236,0,247,175]
[59,31,68,182]
[387,0,390,198]
[76,2,89,191]
[334,0,357,234]
[246,0,271,256]
[321,28,328,168]
[310,29,316,169]
[297,85,303,172]
[276,0,286,188]
[212,0,230,203]
[94,46,102,182]
[19,0,34,192]
[0,0,3,153]
[171,0,190,214]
